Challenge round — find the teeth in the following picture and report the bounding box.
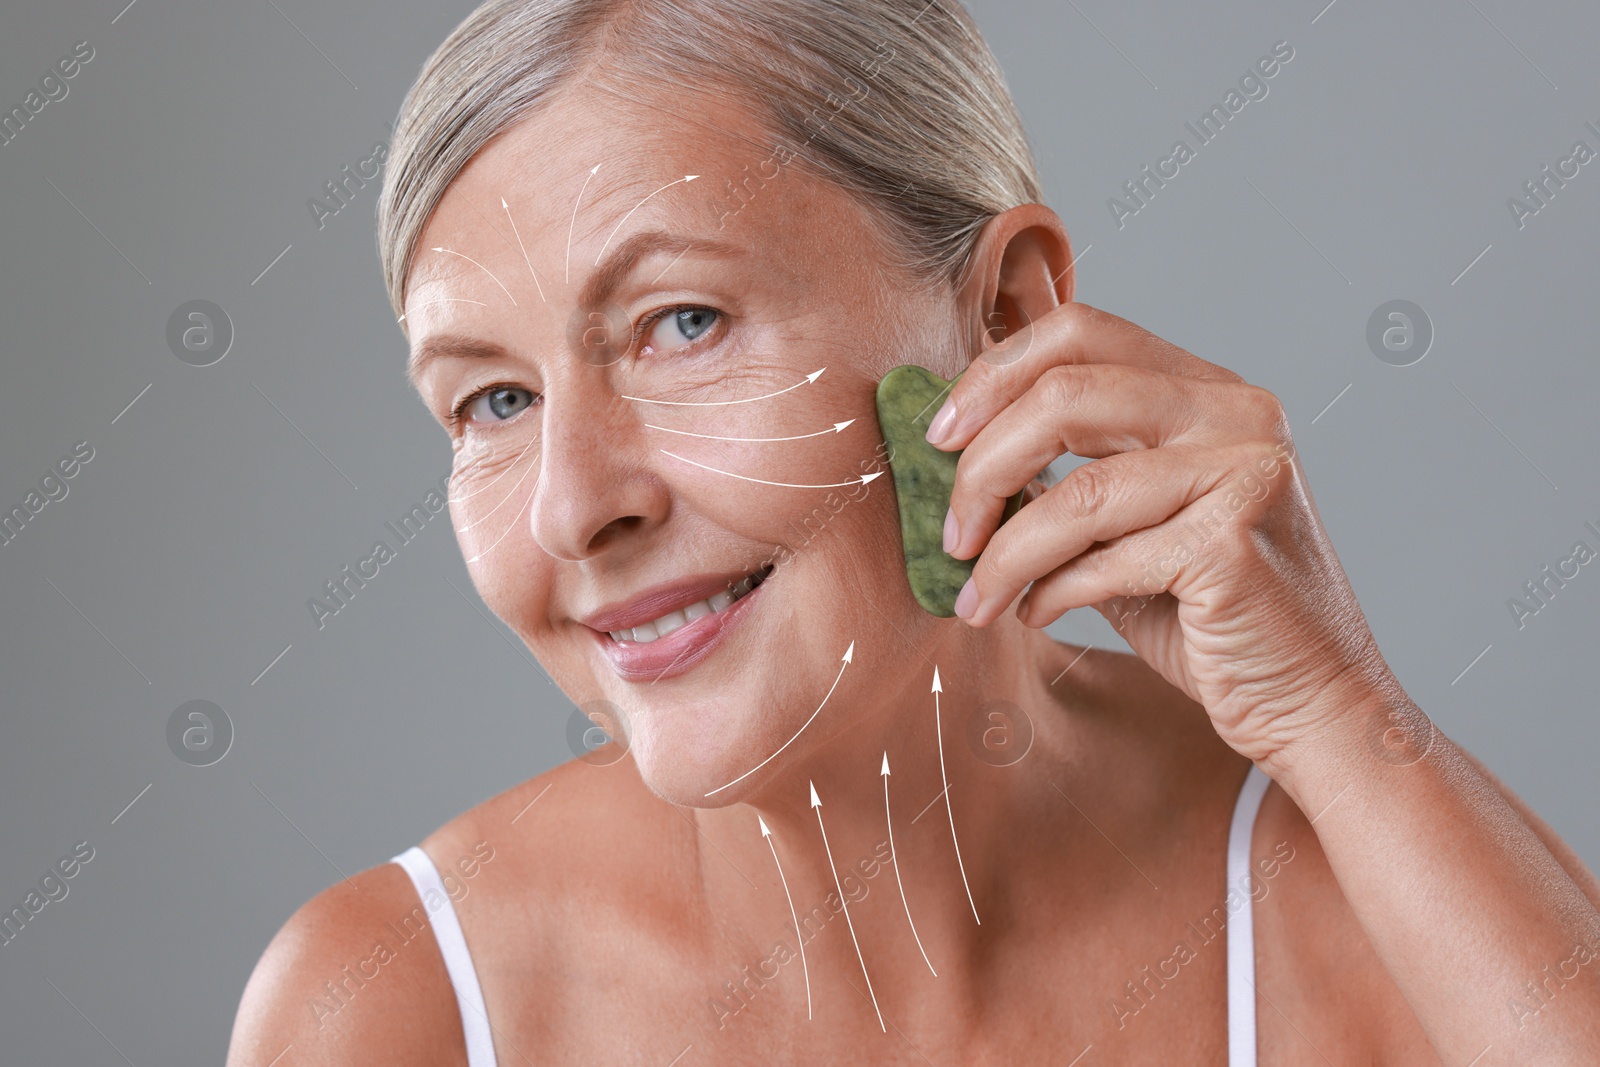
[610,567,770,644]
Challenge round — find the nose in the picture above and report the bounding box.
[528,388,670,562]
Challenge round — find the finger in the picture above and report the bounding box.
[927,300,1246,452]
[946,363,1233,559]
[1011,460,1277,629]
[1091,590,1182,653]
[1017,530,1182,631]
[957,442,1243,627]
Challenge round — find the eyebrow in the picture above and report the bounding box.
[406,334,515,386]
[405,230,744,385]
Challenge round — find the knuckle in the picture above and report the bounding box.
[1054,300,1093,328]
[1040,363,1088,412]
[1217,515,1262,560]
[1045,301,1093,352]
[1203,359,1248,385]
[1247,440,1290,482]
[977,534,1018,587]
[1069,301,1107,331]
[1241,383,1287,430]
[1052,461,1107,523]
[951,458,986,500]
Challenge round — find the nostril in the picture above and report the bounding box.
[587,514,647,553]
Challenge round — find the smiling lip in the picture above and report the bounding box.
[583,568,769,683]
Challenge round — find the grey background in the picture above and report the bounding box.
[2,0,1596,1061]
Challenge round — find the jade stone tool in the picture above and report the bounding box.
[875,364,1025,617]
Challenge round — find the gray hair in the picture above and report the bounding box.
[376,0,1043,325]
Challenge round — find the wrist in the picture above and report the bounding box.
[1256,672,1440,815]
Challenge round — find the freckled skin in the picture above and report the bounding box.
[226,79,1600,1067]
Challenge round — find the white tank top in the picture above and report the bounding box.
[392,764,1273,1066]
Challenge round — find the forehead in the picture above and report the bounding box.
[409,80,864,280]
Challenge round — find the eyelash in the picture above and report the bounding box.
[447,303,720,433]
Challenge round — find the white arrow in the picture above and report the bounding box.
[934,666,981,925]
[661,451,883,490]
[500,197,546,303]
[883,752,938,976]
[759,815,812,1020]
[594,174,698,265]
[397,297,486,323]
[447,436,538,506]
[431,247,517,306]
[644,419,855,443]
[462,470,541,564]
[566,162,600,284]
[811,781,885,1033]
[623,368,825,407]
[705,642,854,797]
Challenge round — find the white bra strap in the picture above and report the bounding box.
[390,846,498,1067]
[1226,765,1272,1067]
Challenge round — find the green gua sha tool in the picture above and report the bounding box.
[876,365,1026,617]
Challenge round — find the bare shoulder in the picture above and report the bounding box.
[412,751,698,1036]
[227,751,674,1066]
[420,744,682,910]
[225,860,467,1067]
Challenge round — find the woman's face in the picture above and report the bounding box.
[405,84,963,805]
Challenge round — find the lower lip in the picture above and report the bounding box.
[593,577,767,683]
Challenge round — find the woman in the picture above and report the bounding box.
[227,1,1600,1063]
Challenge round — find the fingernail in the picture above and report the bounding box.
[926,399,958,447]
[953,578,978,619]
[942,507,960,554]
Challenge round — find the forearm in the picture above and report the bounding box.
[1268,687,1600,1064]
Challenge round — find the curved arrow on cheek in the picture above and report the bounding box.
[659,450,882,490]
[644,419,854,443]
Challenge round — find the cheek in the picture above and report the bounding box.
[666,421,909,653]
[449,436,538,548]
[448,438,553,626]
[656,368,890,548]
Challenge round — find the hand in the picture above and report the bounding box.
[928,300,1394,766]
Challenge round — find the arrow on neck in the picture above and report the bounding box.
[810,780,885,1032]
[934,665,981,925]
[757,814,812,1020]
[883,752,938,976]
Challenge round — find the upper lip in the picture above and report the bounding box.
[578,568,763,633]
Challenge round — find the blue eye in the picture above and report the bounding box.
[644,306,719,353]
[453,385,536,428]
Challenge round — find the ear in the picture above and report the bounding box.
[957,204,1074,356]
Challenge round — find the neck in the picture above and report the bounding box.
[689,617,1086,1022]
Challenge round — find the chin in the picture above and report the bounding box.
[610,593,849,809]
[565,514,908,805]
